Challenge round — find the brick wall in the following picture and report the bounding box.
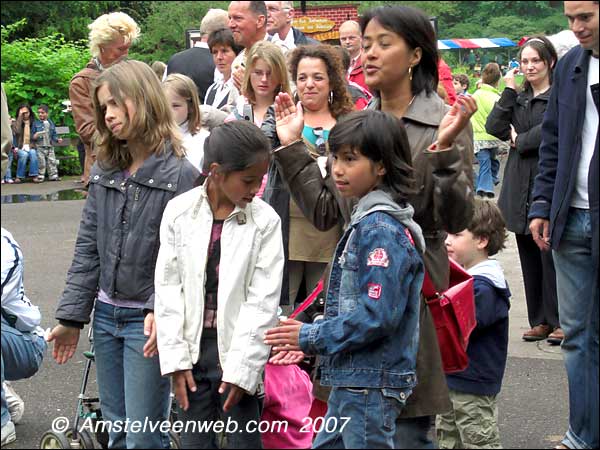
[293,4,359,41]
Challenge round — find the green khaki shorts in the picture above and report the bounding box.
[436,388,502,449]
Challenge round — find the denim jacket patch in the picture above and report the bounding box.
[299,210,424,389]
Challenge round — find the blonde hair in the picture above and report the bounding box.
[88,12,140,58]
[162,73,203,135]
[200,9,229,37]
[93,60,183,170]
[241,41,292,105]
[151,61,167,80]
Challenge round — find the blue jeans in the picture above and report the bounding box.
[1,317,47,426]
[475,148,500,194]
[553,208,599,449]
[92,301,171,449]
[4,150,14,181]
[312,387,409,449]
[14,148,39,179]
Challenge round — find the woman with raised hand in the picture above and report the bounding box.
[486,36,561,345]
[263,44,354,308]
[271,5,477,447]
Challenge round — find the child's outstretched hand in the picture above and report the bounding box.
[219,382,246,413]
[46,324,80,364]
[274,93,304,146]
[264,319,303,352]
[269,349,306,366]
[173,370,196,411]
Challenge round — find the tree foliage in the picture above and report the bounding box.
[1,1,569,111]
[1,20,89,132]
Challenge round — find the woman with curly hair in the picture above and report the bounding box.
[263,44,354,307]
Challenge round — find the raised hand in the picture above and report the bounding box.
[437,94,478,150]
[504,67,519,91]
[274,93,304,146]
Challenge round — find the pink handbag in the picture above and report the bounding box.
[261,363,314,449]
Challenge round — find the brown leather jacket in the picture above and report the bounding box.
[69,59,101,154]
[272,91,474,418]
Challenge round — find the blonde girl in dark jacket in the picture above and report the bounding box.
[48,60,200,449]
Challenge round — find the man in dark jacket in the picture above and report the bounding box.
[266,1,318,52]
[165,9,228,102]
[528,2,599,449]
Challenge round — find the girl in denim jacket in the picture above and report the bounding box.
[265,110,425,449]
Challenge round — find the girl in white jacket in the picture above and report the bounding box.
[163,73,210,171]
[155,120,284,448]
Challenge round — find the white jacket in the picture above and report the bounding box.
[1,227,44,336]
[155,183,284,394]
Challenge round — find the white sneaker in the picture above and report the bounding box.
[3,382,24,424]
[1,420,16,446]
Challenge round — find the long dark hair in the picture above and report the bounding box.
[15,103,34,124]
[328,110,416,204]
[360,6,439,97]
[518,35,557,93]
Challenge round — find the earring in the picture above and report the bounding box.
[328,91,334,105]
[408,66,413,82]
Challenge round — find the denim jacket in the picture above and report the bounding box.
[31,119,58,147]
[298,189,425,389]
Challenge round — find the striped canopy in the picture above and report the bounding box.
[438,38,517,50]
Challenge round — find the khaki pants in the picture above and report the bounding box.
[436,389,502,449]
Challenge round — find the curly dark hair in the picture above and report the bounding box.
[288,44,354,119]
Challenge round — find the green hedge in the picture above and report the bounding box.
[1,20,89,137]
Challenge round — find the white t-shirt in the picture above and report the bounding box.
[571,55,599,208]
[270,29,296,54]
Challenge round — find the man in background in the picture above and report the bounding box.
[165,8,229,102]
[529,2,599,448]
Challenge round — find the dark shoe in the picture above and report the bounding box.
[485,192,495,198]
[547,327,564,345]
[522,324,552,341]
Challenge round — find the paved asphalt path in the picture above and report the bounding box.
[1,175,568,449]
